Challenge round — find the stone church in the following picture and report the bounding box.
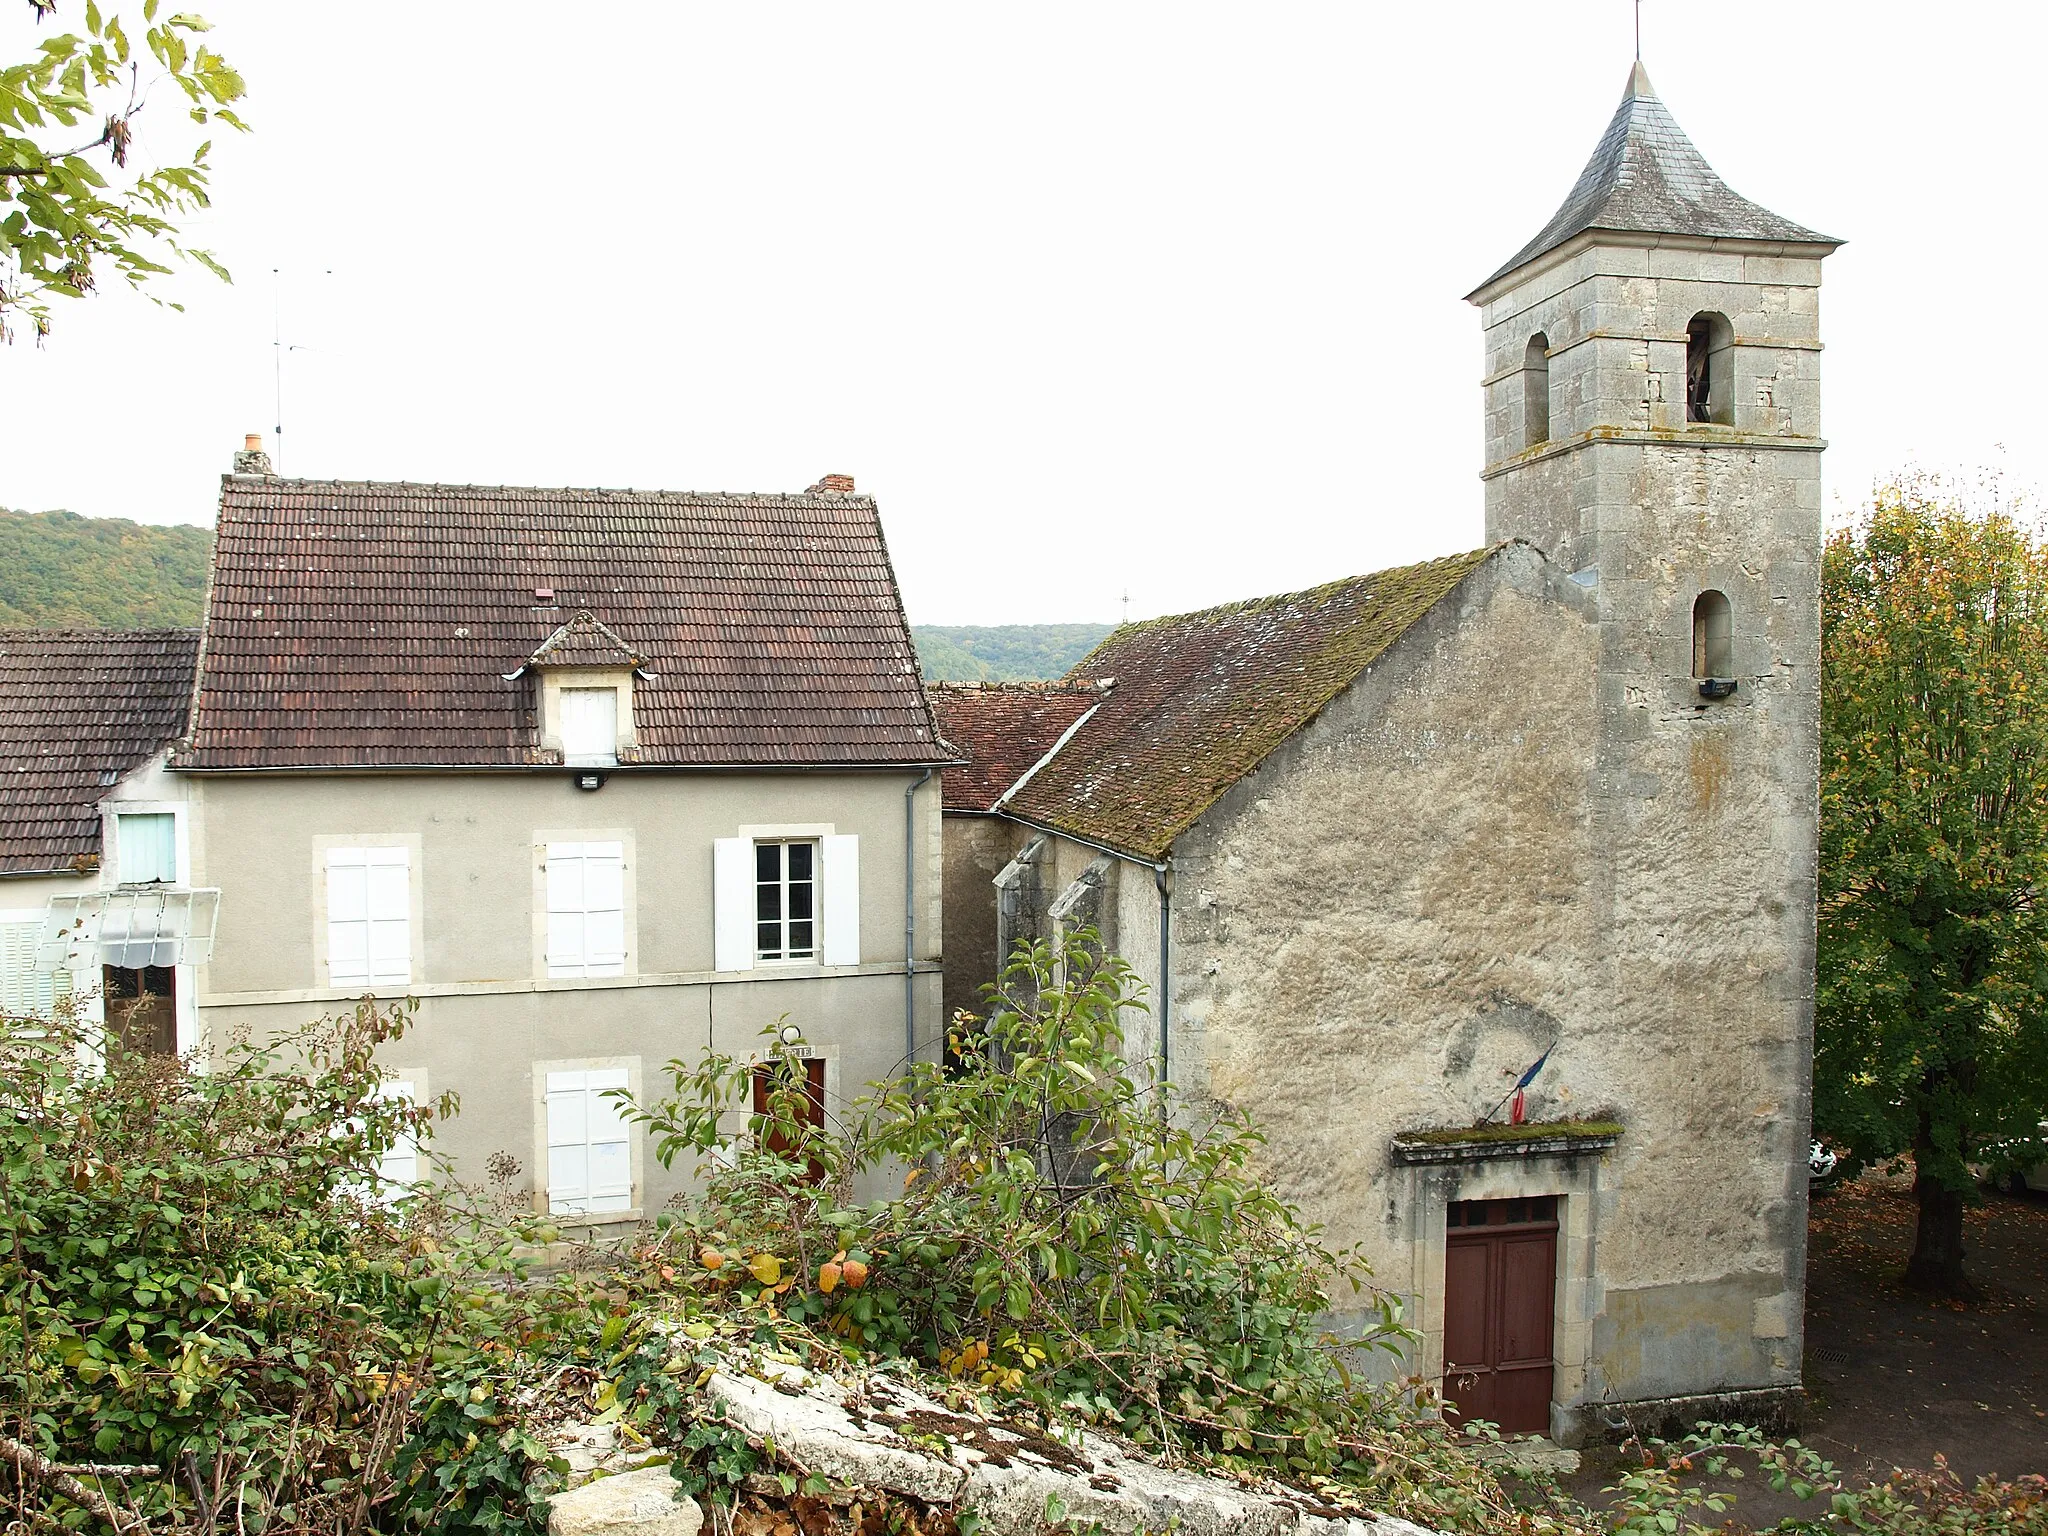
[933,63,1837,1443]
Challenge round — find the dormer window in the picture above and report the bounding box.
[509,610,652,772]
[561,687,620,767]
[115,812,177,885]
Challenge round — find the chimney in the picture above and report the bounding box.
[233,432,273,476]
[806,473,856,495]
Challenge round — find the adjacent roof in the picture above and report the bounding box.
[928,682,1103,812]
[1002,549,1493,859]
[524,611,645,672]
[180,478,944,770]
[0,629,200,875]
[1475,62,1838,294]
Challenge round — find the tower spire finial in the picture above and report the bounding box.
[1634,0,1642,61]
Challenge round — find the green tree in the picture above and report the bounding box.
[1,0,246,343]
[1817,476,2048,1296]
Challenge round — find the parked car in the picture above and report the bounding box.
[1808,1140,1840,1190]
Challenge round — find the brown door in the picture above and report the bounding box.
[104,965,177,1057]
[1442,1195,1558,1435]
[752,1058,827,1181]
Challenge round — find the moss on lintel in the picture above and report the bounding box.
[1396,1119,1623,1147]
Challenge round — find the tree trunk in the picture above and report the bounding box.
[1902,1163,1977,1298]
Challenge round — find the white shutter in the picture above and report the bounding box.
[116,813,177,884]
[586,1066,632,1211]
[327,847,411,989]
[545,1067,633,1215]
[548,841,625,979]
[1,917,56,1018]
[822,834,861,967]
[561,688,619,766]
[376,1080,419,1193]
[713,837,753,973]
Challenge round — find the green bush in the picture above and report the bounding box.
[0,998,565,1533]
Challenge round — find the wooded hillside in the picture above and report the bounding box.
[0,507,212,628]
[0,507,1112,676]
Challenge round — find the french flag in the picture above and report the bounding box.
[1509,1044,1554,1126]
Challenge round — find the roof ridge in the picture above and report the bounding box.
[1092,548,1494,637]
[0,626,202,641]
[219,475,878,505]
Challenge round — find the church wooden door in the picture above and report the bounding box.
[1442,1196,1557,1435]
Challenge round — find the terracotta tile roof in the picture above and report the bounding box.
[526,611,644,670]
[0,628,200,874]
[928,682,1103,812]
[1002,549,1494,859]
[179,478,945,770]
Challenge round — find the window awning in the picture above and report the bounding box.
[37,887,222,970]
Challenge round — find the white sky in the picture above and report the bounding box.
[3,3,2041,625]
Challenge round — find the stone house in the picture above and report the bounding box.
[934,64,1837,1442]
[0,628,211,1052]
[7,455,951,1226]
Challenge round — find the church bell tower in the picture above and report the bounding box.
[1467,64,1841,1413]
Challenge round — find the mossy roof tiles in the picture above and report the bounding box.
[1002,548,1493,859]
[928,682,1101,812]
[179,478,943,769]
[0,628,200,873]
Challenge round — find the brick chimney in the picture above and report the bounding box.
[806,473,855,495]
[233,433,273,476]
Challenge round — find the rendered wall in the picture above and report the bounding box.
[188,768,944,1216]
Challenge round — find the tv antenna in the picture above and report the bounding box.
[272,267,332,473]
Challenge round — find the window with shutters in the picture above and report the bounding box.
[755,840,818,961]
[545,841,626,977]
[544,1066,633,1214]
[1,915,71,1019]
[713,831,860,972]
[561,687,620,766]
[115,812,178,884]
[326,846,412,989]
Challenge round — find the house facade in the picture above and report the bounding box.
[143,459,947,1222]
[0,628,209,1053]
[936,65,1835,1442]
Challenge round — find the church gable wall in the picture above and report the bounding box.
[1164,538,1806,1428]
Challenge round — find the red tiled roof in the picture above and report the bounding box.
[928,683,1102,812]
[1003,549,1494,858]
[0,629,200,874]
[179,478,945,770]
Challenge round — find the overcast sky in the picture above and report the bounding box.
[4,3,2041,624]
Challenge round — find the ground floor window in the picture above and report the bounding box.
[544,1067,632,1215]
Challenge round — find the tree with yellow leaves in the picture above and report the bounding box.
[1818,475,2048,1295]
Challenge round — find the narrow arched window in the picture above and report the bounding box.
[1523,333,1550,447]
[1693,590,1733,678]
[1685,312,1734,425]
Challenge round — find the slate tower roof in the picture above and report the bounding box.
[1475,62,1838,293]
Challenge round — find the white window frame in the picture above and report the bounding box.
[713,825,859,972]
[535,1057,640,1219]
[319,841,417,990]
[100,799,191,888]
[754,838,820,963]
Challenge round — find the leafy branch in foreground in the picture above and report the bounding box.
[1,0,248,342]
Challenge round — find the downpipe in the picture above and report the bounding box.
[904,766,935,1073]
